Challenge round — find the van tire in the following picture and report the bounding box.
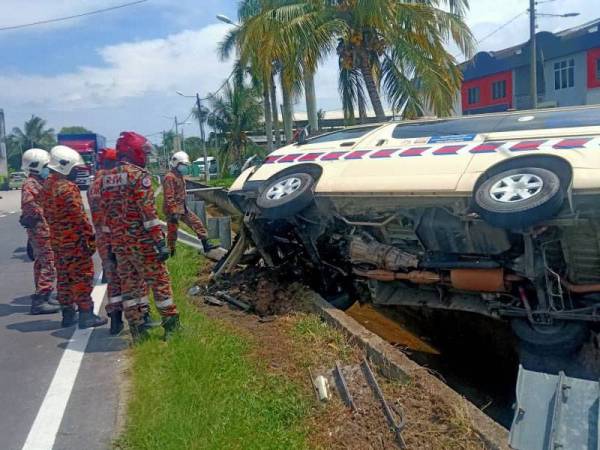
[511,319,588,356]
[474,167,564,229]
[257,173,315,219]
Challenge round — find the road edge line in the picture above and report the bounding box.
[21,276,107,450]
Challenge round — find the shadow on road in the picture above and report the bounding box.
[0,295,31,317]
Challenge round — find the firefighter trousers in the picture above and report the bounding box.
[54,246,94,312]
[28,228,56,296]
[97,235,122,314]
[115,247,178,325]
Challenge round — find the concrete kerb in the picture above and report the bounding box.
[308,292,510,450]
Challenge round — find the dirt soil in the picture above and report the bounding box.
[192,264,491,449]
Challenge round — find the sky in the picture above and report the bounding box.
[0,0,597,145]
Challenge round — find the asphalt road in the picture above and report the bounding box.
[0,189,127,450]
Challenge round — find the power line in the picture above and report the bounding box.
[0,0,149,32]
[454,10,528,60]
[476,10,528,46]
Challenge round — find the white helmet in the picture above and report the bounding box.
[21,148,50,175]
[48,145,85,176]
[169,151,190,169]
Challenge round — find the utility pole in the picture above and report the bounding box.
[196,93,209,184]
[0,109,7,178]
[173,116,182,152]
[529,0,538,109]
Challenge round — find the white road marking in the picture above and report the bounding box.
[0,214,6,218]
[21,275,107,450]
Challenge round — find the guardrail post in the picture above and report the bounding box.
[218,217,232,250]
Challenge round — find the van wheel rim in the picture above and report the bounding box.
[489,173,544,203]
[266,177,302,200]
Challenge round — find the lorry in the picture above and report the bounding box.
[57,133,106,189]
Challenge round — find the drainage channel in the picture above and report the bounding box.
[346,303,520,428]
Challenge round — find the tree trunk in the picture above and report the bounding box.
[270,73,281,148]
[280,73,294,143]
[263,83,274,153]
[303,67,319,132]
[359,59,386,121]
[358,98,367,124]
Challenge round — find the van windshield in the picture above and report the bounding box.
[392,107,600,139]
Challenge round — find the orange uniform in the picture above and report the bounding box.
[42,173,95,311]
[88,170,122,313]
[100,162,177,325]
[163,169,207,253]
[20,175,55,296]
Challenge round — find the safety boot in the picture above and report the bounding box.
[129,322,150,343]
[109,310,124,336]
[162,314,181,341]
[61,306,77,328]
[142,311,161,330]
[30,293,60,315]
[78,311,108,329]
[47,292,60,306]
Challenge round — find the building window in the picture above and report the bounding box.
[467,87,480,105]
[554,59,575,90]
[492,80,507,100]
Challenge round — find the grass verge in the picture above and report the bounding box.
[117,245,309,450]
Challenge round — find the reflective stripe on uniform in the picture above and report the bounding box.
[143,219,161,230]
[122,299,138,309]
[108,295,122,304]
[155,298,173,309]
[101,226,111,233]
[139,295,149,306]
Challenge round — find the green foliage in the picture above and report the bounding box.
[58,126,92,134]
[11,115,56,150]
[208,77,263,176]
[4,115,57,170]
[117,245,309,450]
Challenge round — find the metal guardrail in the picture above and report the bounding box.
[509,364,600,450]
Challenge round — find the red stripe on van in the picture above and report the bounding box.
[470,143,504,153]
[298,153,323,161]
[344,150,370,160]
[278,154,302,163]
[553,138,591,149]
[433,145,464,155]
[510,140,545,151]
[264,155,281,164]
[321,151,347,161]
[399,147,429,157]
[370,149,397,158]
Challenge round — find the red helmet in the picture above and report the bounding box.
[98,147,117,169]
[116,131,150,167]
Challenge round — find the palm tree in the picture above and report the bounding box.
[12,115,56,150]
[208,77,263,176]
[245,0,473,122]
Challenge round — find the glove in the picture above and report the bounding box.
[19,215,41,229]
[168,214,180,224]
[201,239,218,253]
[155,240,170,262]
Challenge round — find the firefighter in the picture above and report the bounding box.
[88,148,124,335]
[44,145,107,328]
[19,148,60,315]
[101,131,179,341]
[163,151,217,256]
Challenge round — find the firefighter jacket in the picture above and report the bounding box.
[162,170,187,217]
[20,175,51,236]
[42,173,95,250]
[100,162,164,248]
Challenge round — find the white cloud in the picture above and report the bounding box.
[0,23,233,110]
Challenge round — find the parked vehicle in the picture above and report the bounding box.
[8,171,26,190]
[57,133,106,189]
[228,105,600,355]
[193,156,218,178]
